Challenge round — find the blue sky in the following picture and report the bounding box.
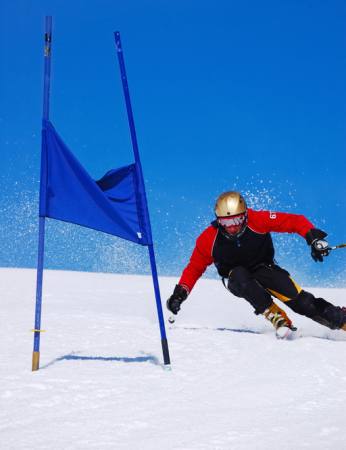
[1,0,346,286]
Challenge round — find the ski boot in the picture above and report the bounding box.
[341,307,346,331]
[264,302,296,339]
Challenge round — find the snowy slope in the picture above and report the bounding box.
[1,268,346,450]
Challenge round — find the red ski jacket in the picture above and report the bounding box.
[179,209,314,292]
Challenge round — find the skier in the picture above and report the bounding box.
[166,191,346,337]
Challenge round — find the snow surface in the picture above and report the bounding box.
[1,267,346,450]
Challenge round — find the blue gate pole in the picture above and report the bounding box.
[32,16,52,371]
[114,32,171,366]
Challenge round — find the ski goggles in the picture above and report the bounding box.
[217,212,247,228]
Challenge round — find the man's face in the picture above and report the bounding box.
[217,212,247,236]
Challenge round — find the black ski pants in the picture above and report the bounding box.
[225,264,344,330]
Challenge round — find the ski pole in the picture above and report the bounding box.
[329,243,346,251]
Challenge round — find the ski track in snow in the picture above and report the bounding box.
[1,268,346,450]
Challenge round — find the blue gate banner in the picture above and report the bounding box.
[39,120,151,245]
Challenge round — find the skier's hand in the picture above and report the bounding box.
[166,284,189,315]
[306,228,329,262]
[311,239,330,262]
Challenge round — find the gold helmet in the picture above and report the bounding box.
[214,191,247,217]
[214,191,248,237]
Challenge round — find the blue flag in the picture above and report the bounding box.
[39,120,151,245]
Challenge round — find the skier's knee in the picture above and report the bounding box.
[227,266,252,297]
[227,266,272,314]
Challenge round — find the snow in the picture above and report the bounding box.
[1,267,346,450]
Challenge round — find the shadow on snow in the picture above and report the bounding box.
[40,352,160,369]
[175,326,262,335]
[172,325,346,341]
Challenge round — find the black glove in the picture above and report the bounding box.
[166,284,189,315]
[306,228,330,262]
